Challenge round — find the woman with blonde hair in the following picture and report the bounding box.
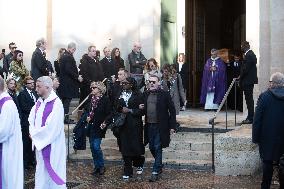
[86,81,112,176]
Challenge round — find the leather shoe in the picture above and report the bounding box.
[241,119,253,124]
[99,167,105,175]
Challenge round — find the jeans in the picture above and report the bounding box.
[147,123,162,173]
[89,138,104,170]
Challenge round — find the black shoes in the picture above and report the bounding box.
[241,119,253,124]
[91,167,105,176]
[64,118,76,124]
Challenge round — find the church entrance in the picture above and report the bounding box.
[185,0,246,108]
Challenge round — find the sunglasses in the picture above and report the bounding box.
[18,54,23,57]
[121,82,131,85]
[90,87,97,90]
[11,47,17,49]
[26,82,34,85]
[149,80,157,84]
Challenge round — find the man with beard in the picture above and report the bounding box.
[79,45,104,110]
[3,42,17,75]
[17,76,38,170]
[29,76,66,189]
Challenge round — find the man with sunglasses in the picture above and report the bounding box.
[3,42,17,75]
[141,75,176,182]
[18,76,38,170]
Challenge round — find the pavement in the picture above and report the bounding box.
[24,161,281,189]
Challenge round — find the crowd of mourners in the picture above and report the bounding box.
[1,38,284,189]
[0,38,190,188]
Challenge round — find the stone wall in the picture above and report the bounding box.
[215,125,262,176]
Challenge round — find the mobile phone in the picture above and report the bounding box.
[1,49,5,54]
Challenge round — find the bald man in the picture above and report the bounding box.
[29,76,66,189]
[0,76,23,189]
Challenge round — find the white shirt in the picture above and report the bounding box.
[27,88,36,102]
[244,49,251,56]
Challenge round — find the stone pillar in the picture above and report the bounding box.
[270,0,284,74]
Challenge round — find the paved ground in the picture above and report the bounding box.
[24,161,280,189]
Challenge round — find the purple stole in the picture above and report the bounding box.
[0,96,12,189]
[34,97,65,185]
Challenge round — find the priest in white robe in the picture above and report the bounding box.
[0,76,23,189]
[29,76,66,189]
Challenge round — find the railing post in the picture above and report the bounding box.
[209,118,215,172]
[66,114,70,162]
[225,99,228,130]
[234,80,237,126]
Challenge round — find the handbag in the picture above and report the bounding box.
[108,112,126,137]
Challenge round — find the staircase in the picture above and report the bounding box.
[66,100,242,170]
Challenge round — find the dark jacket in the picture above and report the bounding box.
[31,48,49,80]
[58,51,80,98]
[7,90,21,118]
[17,88,38,130]
[128,50,147,74]
[180,62,189,90]
[113,57,125,75]
[143,89,176,148]
[252,87,284,161]
[100,57,116,78]
[54,60,60,77]
[116,90,145,156]
[240,50,258,87]
[79,54,104,85]
[3,52,13,74]
[88,95,112,138]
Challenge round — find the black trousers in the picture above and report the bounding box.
[22,127,35,168]
[261,160,282,189]
[243,84,254,121]
[61,97,72,116]
[123,155,145,176]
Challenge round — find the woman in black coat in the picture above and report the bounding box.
[111,47,125,75]
[87,81,112,175]
[114,77,145,180]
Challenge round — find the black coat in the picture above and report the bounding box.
[79,54,105,109]
[240,50,258,87]
[88,95,112,138]
[17,88,38,130]
[54,60,60,77]
[113,57,125,75]
[252,87,284,161]
[128,50,147,74]
[3,52,13,74]
[31,48,49,80]
[116,90,145,156]
[143,90,176,148]
[58,51,80,98]
[100,57,116,78]
[8,90,21,118]
[180,62,189,90]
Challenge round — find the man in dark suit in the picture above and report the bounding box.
[240,41,258,124]
[227,54,243,111]
[141,75,176,182]
[100,47,116,79]
[3,42,17,75]
[17,76,38,170]
[58,42,83,124]
[31,38,49,81]
[253,72,284,189]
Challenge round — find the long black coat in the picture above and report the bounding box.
[100,57,116,78]
[143,90,176,148]
[252,87,284,161]
[31,48,49,80]
[58,51,80,98]
[240,50,258,87]
[113,57,125,75]
[88,95,112,138]
[116,90,145,156]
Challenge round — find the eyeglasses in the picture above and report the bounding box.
[26,82,34,85]
[149,80,157,84]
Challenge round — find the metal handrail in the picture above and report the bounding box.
[209,78,238,172]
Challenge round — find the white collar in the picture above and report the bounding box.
[0,91,10,99]
[211,57,220,61]
[38,90,57,103]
